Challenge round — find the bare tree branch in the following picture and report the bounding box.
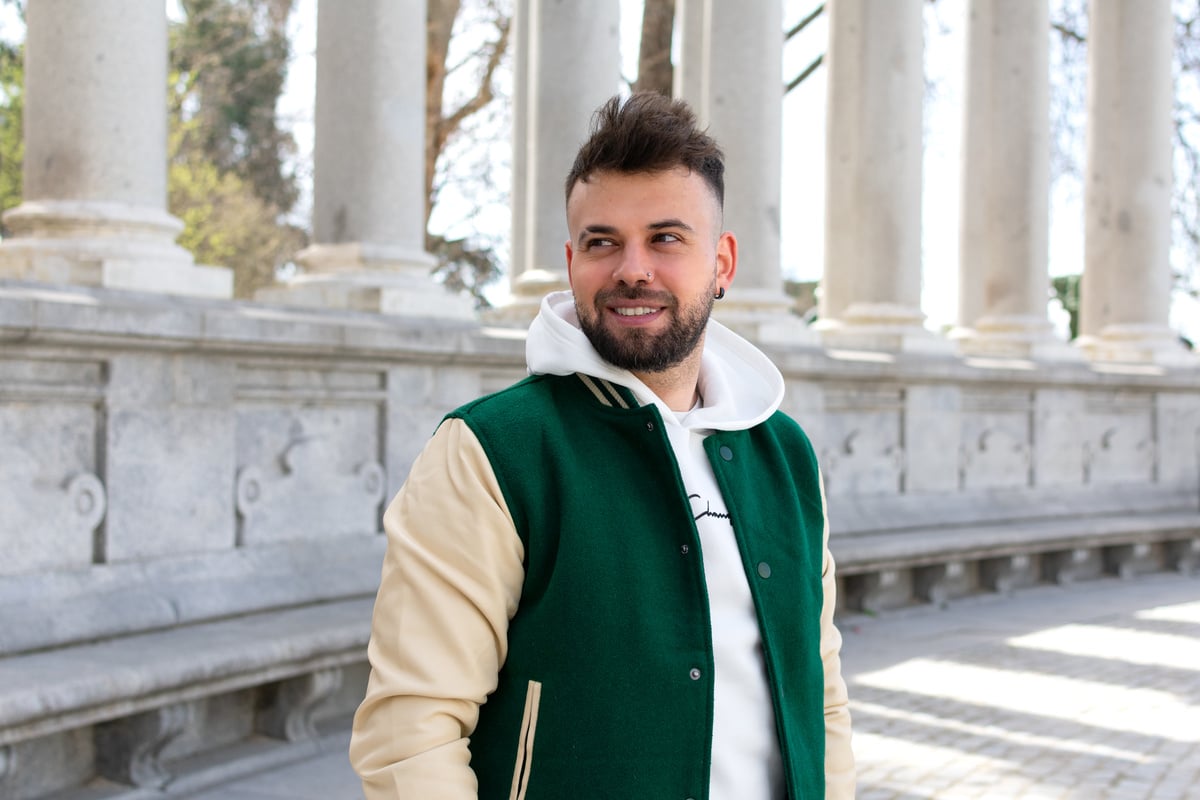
[786,54,823,94]
[442,16,511,140]
[785,3,824,42]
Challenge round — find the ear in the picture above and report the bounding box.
[564,240,575,285]
[716,231,737,292]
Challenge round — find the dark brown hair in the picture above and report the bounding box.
[564,93,725,208]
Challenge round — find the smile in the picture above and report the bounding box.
[613,307,661,317]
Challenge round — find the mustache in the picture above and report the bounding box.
[594,286,676,306]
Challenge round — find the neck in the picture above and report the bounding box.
[633,347,704,412]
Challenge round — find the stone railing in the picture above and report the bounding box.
[0,280,1197,798]
[766,345,1200,609]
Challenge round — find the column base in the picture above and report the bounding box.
[711,287,820,346]
[0,200,231,299]
[256,242,476,320]
[484,268,570,326]
[953,315,1086,362]
[814,302,957,356]
[1075,324,1198,368]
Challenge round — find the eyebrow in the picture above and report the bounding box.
[576,219,695,245]
[578,224,618,245]
[648,219,694,233]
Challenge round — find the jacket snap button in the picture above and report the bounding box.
[646,421,654,431]
[757,562,772,579]
[689,667,702,680]
[719,445,733,461]
[681,544,690,555]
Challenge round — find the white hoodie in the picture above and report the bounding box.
[526,290,787,800]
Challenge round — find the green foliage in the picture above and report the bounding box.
[170,0,298,211]
[0,37,22,226]
[1051,274,1081,341]
[168,0,304,298]
[169,118,305,298]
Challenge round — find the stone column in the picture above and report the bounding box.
[956,0,1079,360]
[492,0,622,323]
[819,0,946,353]
[676,0,813,343]
[0,0,229,298]
[259,0,472,319]
[1079,0,1191,365]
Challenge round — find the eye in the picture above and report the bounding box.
[583,236,617,250]
[652,232,682,244]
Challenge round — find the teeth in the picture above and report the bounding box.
[615,307,657,316]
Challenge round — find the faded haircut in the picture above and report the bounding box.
[564,93,725,208]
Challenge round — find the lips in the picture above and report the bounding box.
[613,306,660,317]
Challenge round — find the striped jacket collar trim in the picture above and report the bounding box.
[575,373,638,410]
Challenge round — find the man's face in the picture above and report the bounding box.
[565,167,736,374]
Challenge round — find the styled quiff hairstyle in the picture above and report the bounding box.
[565,93,725,208]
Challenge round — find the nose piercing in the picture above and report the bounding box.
[645,272,653,281]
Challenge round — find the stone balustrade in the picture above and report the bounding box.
[1,282,1197,796]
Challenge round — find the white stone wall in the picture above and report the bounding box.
[2,283,1196,600]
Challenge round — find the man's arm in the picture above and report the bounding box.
[349,419,525,800]
[818,471,856,799]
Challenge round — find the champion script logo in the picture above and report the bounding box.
[689,493,732,524]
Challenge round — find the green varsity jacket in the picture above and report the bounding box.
[451,373,829,800]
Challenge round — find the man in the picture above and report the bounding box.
[350,93,855,799]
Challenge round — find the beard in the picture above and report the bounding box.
[576,282,715,373]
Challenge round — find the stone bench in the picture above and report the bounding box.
[832,509,1200,612]
[0,599,371,798]
[0,537,384,800]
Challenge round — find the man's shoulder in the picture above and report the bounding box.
[751,409,819,462]
[446,372,573,425]
[758,408,809,438]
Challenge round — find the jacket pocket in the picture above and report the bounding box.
[508,679,542,800]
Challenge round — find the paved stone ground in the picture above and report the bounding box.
[839,572,1200,800]
[185,572,1200,799]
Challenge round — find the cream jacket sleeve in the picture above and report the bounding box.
[349,419,524,800]
[819,471,856,799]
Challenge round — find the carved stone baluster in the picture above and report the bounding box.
[95,702,194,789]
[980,554,1037,595]
[258,668,344,742]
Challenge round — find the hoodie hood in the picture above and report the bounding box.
[526,290,784,432]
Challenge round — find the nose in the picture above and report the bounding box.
[610,243,652,285]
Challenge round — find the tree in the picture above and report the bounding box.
[425,0,512,307]
[171,0,299,211]
[0,36,22,226]
[168,0,306,298]
[0,0,23,225]
[168,116,306,298]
